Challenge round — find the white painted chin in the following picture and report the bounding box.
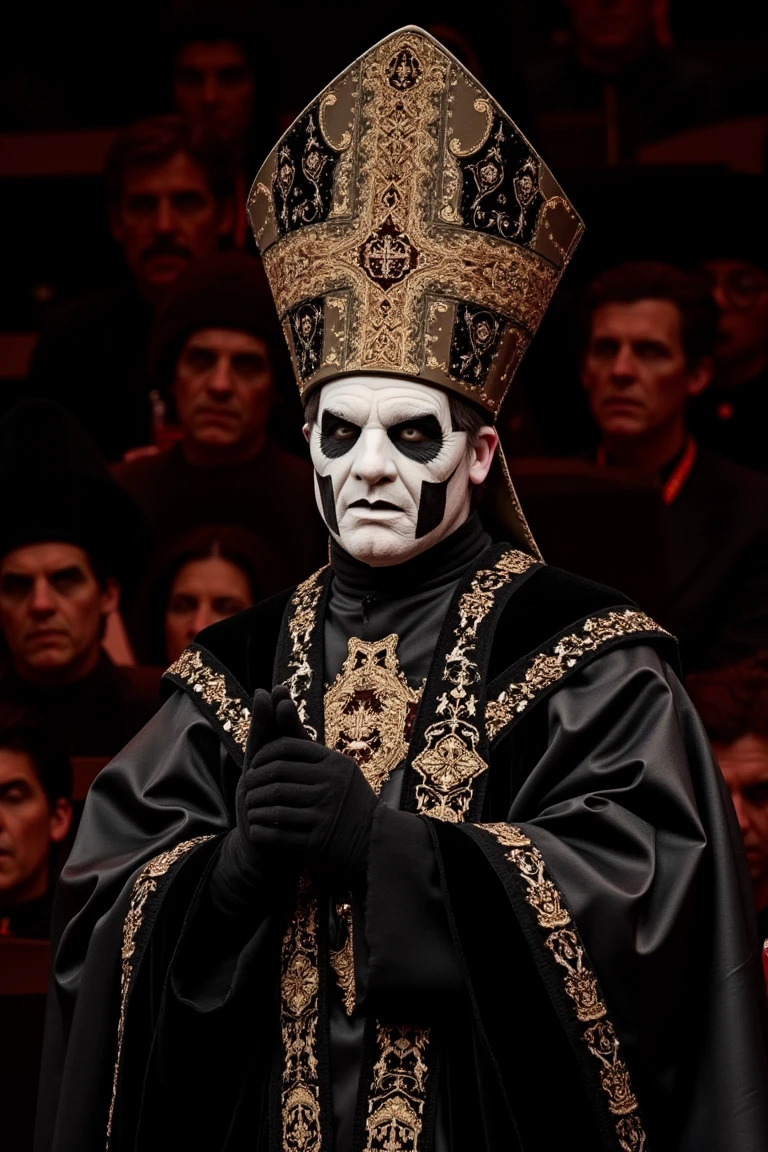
[333,514,448,567]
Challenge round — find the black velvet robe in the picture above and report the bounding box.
[35,530,768,1152]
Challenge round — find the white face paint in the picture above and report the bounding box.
[307,375,482,566]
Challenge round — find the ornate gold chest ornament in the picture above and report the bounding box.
[324,634,423,793]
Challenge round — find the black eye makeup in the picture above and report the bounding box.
[320,410,362,458]
[388,414,444,462]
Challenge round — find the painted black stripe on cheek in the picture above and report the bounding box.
[415,469,456,539]
[316,471,339,535]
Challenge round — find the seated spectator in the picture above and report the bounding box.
[0,703,72,939]
[0,402,160,756]
[581,261,768,671]
[690,177,768,473]
[687,658,768,954]
[26,115,234,461]
[135,525,265,664]
[521,0,722,165]
[113,253,327,593]
[170,9,269,249]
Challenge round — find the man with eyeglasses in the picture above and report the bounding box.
[691,175,768,473]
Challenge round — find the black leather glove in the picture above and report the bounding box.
[245,685,379,888]
[208,687,281,917]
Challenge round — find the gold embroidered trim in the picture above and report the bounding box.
[106,836,214,1147]
[166,648,252,753]
[411,549,536,822]
[479,823,646,1148]
[325,634,423,793]
[364,1025,430,1152]
[330,902,356,1017]
[281,875,322,1152]
[486,609,669,740]
[284,567,327,739]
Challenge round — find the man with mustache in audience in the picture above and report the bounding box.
[26,116,233,461]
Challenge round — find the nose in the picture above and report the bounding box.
[189,604,215,639]
[609,343,637,383]
[203,74,219,106]
[29,577,56,616]
[206,356,235,396]
[352,429,398,485]
[730,793,751,838]
[154,197,177,235]
[710,282,730,313]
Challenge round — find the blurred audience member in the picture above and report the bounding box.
[521,0,722,165]
[113,253,327,592]
[26,116,234,461]
[135,525,264,664]
[170,10,266,249]
[687,657,768,950]
[690,180,768,473]
[581,261,768,671]
[0,704,72,939]
[0,402,159,756]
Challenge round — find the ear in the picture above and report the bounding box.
[687,356,713,398]
[467,426,499,486]
[217,196,235,237]
[302,421,312,444]
[49,797,73,844]
[100,576,121,617]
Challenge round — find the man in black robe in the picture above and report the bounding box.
[36,27,768,1152]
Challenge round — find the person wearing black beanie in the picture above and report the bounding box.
[0,401,161,757]
[113,252,327,596]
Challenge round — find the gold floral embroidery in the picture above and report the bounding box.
[106,836,214,1147]
[412,549,536,822]
[330,903,356,1017]
[281,876,322,1152]
[166,647,251,753]
[478,823,646,1148]
[284,567,327,738]
[365,1025,430,1152]
[486,609,669,740]
[324,635,423,793]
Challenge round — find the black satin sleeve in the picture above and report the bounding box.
[432,645,768,1152]
[35,691,236,1152]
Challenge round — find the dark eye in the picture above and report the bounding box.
[320,411,361,459]
[0,573,32,599]
[182,347,217,373]
[231,352,269,379]
[388,415,443,463]
[168,594,197,616]
[172,191,207,215]
[49,567,87,594]
[745,783,768,807]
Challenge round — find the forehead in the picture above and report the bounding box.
[714,733,768,784]
[0,542,91,578]
[0,747,41,788]
[318,376,449,422]
[182,328,268,356]
[172,555,251,592]
[591,299,682,344]
[121,152,212,198]
[176,41,250,71]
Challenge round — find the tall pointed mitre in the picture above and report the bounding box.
[248,26,584,556]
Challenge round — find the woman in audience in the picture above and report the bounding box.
[135,525,265,665]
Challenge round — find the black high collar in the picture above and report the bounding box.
[329,512,491,598]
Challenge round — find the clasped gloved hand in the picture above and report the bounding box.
[244,684,379,889]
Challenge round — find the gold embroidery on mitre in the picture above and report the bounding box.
[412,549,535,822]
[324,634,422,794]
[106,836,214,1146]
[479,823,647,1147]
[249,28,583,417]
